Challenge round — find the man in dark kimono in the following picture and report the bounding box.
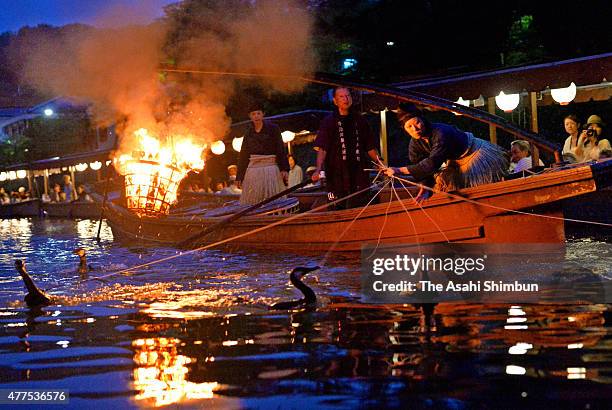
[312,87,381,209]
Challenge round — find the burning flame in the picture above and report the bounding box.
[116,128,206,216]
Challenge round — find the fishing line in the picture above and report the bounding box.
[318,177,391,267]
[364,179,395,259]
[390,174,612,228]
[394,177,451,242]
[68,182,386,287]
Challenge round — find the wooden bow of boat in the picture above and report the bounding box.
[100,160,611,251]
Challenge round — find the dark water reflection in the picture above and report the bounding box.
[0,219,610,409]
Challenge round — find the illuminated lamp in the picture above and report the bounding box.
[90,161,102,170]
[551,82,576,105]
[281,130,296,143]
[455,97,470,107]
[232,137,243,152]
[495,91,520,112]
[211,140,225,155]
[16,170,27,179]
[75,163,88,172]
[0,172,6,182]
[8,171,17,180]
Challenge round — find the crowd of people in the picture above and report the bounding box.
[0,186,32,204]
[561,114,610,163]
[506,113,610,174]
[0,174,93,206]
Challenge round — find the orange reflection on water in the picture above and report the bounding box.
[132,337,219,407]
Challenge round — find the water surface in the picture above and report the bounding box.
[0,218,610,409]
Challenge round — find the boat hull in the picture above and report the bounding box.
[0,199,41,218]
[42,202,101,219]
[102,161,611,251]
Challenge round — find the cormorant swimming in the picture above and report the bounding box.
[270,266,319,310]
[14,260,52,308]
[73,248,94,274]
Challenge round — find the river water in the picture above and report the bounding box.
[0,218,610,409]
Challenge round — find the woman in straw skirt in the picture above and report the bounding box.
[384,103,508,202]
[237,106,289,205]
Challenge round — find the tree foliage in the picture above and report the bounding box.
[22,116,96,160]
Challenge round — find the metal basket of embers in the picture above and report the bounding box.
[123,159,186,217]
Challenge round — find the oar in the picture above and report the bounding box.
[178,179,312,248]
[95,169,112,243]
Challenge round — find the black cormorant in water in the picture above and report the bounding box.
[270,266,319,310]
[73,248,94,274]
[14,260,52,308]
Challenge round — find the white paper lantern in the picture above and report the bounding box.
[90,161,102,170]
[281,130,296,143]
[551,82,576,105]
[232,137,243,152]
[16,170,27,179]
[75,163,88,172]
[454,97,470,107]
[211,140,226,155]
[495,91,520,112]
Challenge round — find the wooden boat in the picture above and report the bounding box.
[42,201,101,219]
[100,159,611,251]
[0,199,41,218]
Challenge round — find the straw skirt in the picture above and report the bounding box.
[240,155,286,205]
[435,133,509,191]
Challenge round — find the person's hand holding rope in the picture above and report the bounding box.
[376,163,433,204]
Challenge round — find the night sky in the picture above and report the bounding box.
[0,0,176,33]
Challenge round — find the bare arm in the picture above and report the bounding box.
[312,149,327,181]
[367,149,382,165]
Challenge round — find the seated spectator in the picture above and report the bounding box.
[287,154,304,187]
[574,115,611,162]
[509,140,544,173]
[17,187,29,201]
[213,181,225,192]
[302,166,320,188]
[49,183,64,202]
[227,164,238,184]
[562,114,581,161]
[305,166,316,180]
[0,187,10,205]
[74,184,93,202]
[219,179,242,195]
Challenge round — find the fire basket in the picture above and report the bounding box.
[122,159,186,217]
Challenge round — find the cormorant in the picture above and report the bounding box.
[73,248,94,273]
[14,260,52,308]
[270,266,319,310]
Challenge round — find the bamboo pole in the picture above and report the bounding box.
[487,97,498,145]
[379,109,389,166]
[529,92,540,166]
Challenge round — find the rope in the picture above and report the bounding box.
[318,178,391,267]
[390,174,612,228]
[60,182,384,287]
